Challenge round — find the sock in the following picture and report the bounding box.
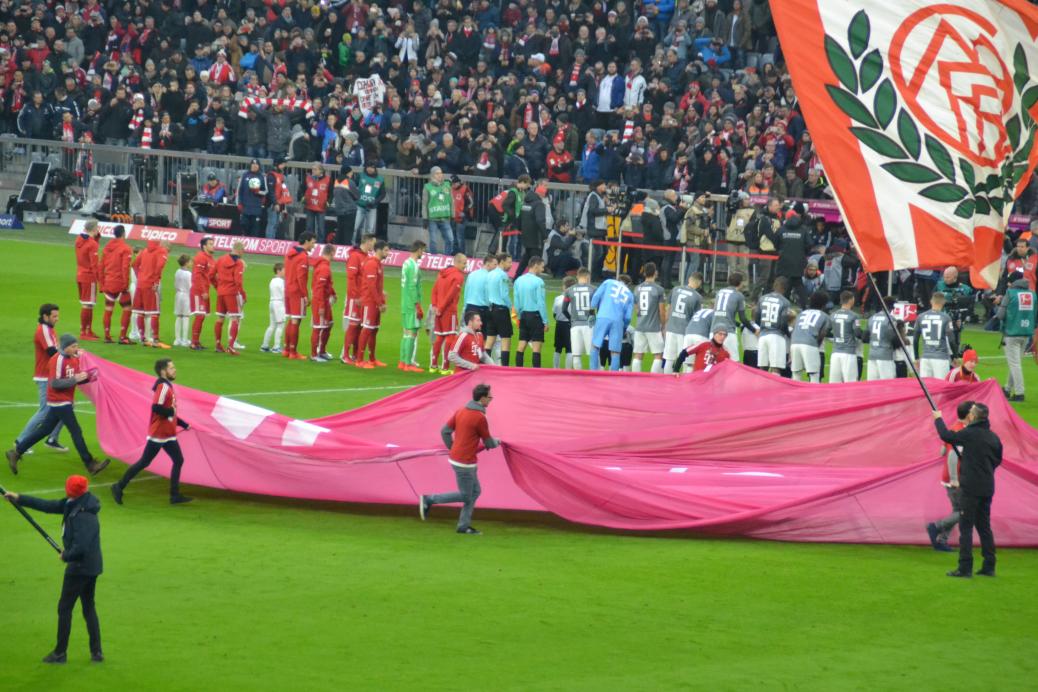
[532,352,541,368]
[650,359,663,374]
[80,308,90,333]
[501,350,510,366]
[214,320,224,346]
[120,310,131,338]
[311,327,321,357]
[150,315,160,343]
[135,313,146,340]
[229,321,240,348]
[590,347,600,371]
[192,315,204,344]
[262,324,274,349]
[663,360,674,374]
[103,305,113,337]
[610,353,621,371]
[433,335,445,368]
[571,354,582,370]
[809,372,820,383]
[400,335,414,364]
[367,330,378,360]
[273,323,284,350]
[553,352,560,368]
[345,323,361,359]
[320,327,331,354]
[516,351,524,367]
[357,329,370,361]
[792,370,803,381]
[286,322,298,354]
[632,356,643,372]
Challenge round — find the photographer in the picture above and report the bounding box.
[660,190,685,289]
[580,180,612,281]
[936,266,974,336]
[679,193,712,282]
[724,191,755,283]
[743,197,781,295]
[544,222,583,278]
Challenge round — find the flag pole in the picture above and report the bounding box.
[0,485,62,554]
[864,271,938,412]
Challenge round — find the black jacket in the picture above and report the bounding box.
[17,492,103,576]
[519,190,547,250]
[934,418,1003,497]
[767,214,811,279]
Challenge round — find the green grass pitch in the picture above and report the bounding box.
[0,226,1035,690]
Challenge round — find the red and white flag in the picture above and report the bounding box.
[773,0,1038,287]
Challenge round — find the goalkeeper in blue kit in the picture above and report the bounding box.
[590,274,634,371]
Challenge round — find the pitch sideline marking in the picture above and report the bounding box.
[17,475,163,496]
[223,384,413,397]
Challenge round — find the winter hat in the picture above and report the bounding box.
[962,349,978,365]
[390,113,402,124]
[59,333,78,351]
[65,475,89,499]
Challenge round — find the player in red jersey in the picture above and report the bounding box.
[15,303,67,453]
[111,358,193,505]
[189,236,217,350]
[100,225,133,343]
[212,241,246,355]
[447,311,495,371]
[946,349,980,383]
[7,333,110,476]
[74,220,101,340]
[309,244,337,362]
[283,232,317,360]
[340,234,375,364]
[132,240,171,348]
[355,240,391,369]
[672,327,731,372]
[429,252,467,372]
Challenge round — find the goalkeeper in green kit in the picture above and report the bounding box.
[399,241,427,372]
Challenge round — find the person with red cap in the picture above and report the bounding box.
[4,475,105,663]
[946,349,980,383]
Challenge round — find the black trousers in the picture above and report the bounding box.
[515,245,540,277]
[17,405,91,464]
[118,439,185,497]
[57,574,101,655]
[958,493,995,573]
[240,213,262,237]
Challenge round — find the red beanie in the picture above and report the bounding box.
[65,475,89,499]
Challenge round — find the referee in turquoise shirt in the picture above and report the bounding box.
[513,256,549,367]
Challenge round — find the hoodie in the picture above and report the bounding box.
[432,265,465,315]
[15,492,103,576]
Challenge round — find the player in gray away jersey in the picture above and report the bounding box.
[632,263,668,373]
[663,272,704,373]
[829,291,863,383]
[915,292,954,379]
[791,291,832,382]
[710,272,759,358]
[867,297,904,381]
[562,268,595,369]
[754,277,792,373]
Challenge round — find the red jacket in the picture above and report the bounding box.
[1006,252,1037,291]
[213,254,245,298]
[100,237,132,293]
[284,246,311,299]
[191,250,217,294]
[46,352,80,406]
[546,149,574,182]
[304,174,332,212]
[431,266,464,314]
[136,241,167,290]
[445,403,492,464]
[75,234,100,282]
[685,340,730,371]
[311,257,336,302]
[360,255,385,306]
[148,378,183,441]
[33,323,58,381]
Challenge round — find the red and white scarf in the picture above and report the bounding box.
[129,107,145,131]
[549,37,560,56]
[61,121,76,143]
[210,62,235,84]
[211,125,226,143]
[569,63,581,88]
[524,102,536,127]
[139,125,153,148]
[237,97,314,119]
[621,119,635,142]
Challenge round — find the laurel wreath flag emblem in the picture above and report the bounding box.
[824,9,1036,221]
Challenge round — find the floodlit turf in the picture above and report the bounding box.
[0,226,1036,690]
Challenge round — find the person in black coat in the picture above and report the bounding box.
[5,475,104,663]
[515,186,547,277]
[765,208,812,307]
[933,403,1003,578]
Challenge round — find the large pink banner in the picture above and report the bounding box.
[80,354,1038,545]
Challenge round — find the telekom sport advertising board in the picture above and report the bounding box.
[66,219,495,273]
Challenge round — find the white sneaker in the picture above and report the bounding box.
[270,348,282,354]
[233,342,247,350]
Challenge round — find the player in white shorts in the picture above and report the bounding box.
[261,263,286,353]
[828,291,862,383]
[632,264,667,373]
[754,278,792,373]
[562,268,595,369]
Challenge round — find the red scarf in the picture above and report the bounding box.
[139,125,152,148]
[549,37,560,56]
[61,122,75,143]
[476,152,492,170]
[569,63,581,87]
[622,119,634,142]
[625,71,636,90]
[129,107,145,131]
[524,103,535,127]
[211,126,225,143]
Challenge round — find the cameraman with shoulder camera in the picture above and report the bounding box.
[725,192,755,282]
[678,193,712,283]
[936,265,973,339]
[743,197,782,297]
[660,190,685,289]
[580,180,614,282]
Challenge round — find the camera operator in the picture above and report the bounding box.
[579,179,613,281]
[936,266,974,341]
[724,191,755,284]
[544,222,583,278]
[743,197,781,296]
[660,190,685,289]
[678,193,712,283]
[764,202,812,308]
